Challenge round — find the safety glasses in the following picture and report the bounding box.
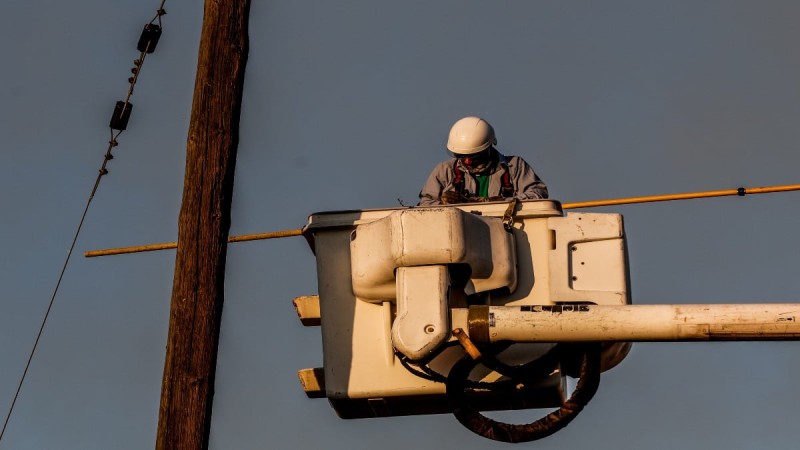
[451,148,491,167]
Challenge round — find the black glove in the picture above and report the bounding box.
[440,190,464,204]
[463,195,505,203]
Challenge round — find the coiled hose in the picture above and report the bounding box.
[445,343,602,443]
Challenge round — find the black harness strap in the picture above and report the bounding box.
[500,167,514,198]
[452,160,466,196]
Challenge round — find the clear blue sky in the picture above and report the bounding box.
[2,1,800,449]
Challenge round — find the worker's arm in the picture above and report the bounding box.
[510,156,548,200]
[418,161,453,205]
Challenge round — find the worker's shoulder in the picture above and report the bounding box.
[498,153,531,168]
[429,158,456,172]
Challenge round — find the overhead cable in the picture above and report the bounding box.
[0,3,168,442]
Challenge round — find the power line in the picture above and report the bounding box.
[0,3,167,443]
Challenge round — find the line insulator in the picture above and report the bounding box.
[110,101,133,131]
[737,187,747,196]
[137,24,162,54]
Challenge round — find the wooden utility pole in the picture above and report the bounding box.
[155,0,250,449]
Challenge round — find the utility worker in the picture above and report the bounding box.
[419,116,548,205]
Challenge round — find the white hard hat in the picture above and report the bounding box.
[446,116,497,155]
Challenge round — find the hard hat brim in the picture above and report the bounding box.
[447,141,493,155]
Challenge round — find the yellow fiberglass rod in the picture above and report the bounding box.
[560,183,800,209]
[84,229,303,258]
[84,183,800,258]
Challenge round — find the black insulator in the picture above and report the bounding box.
[110,101,133,131]
[128,77,135,84]
[137,24,162,53]
[157,8,167,16]
[134,58,142,66]
[737,187,747,196]
[131,67,139,75]
[100,168,109,175]
[109,139,118,147]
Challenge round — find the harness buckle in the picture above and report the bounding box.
[502,198,519,232]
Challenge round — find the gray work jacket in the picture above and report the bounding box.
[418,152,548,206]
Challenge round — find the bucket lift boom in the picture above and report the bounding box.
[294,198,800,442]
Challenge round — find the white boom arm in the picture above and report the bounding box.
[468,304,800,343]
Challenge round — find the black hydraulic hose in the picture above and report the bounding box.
[446,343,602,443]
[397,341,549,389]
[478,342,563,381]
